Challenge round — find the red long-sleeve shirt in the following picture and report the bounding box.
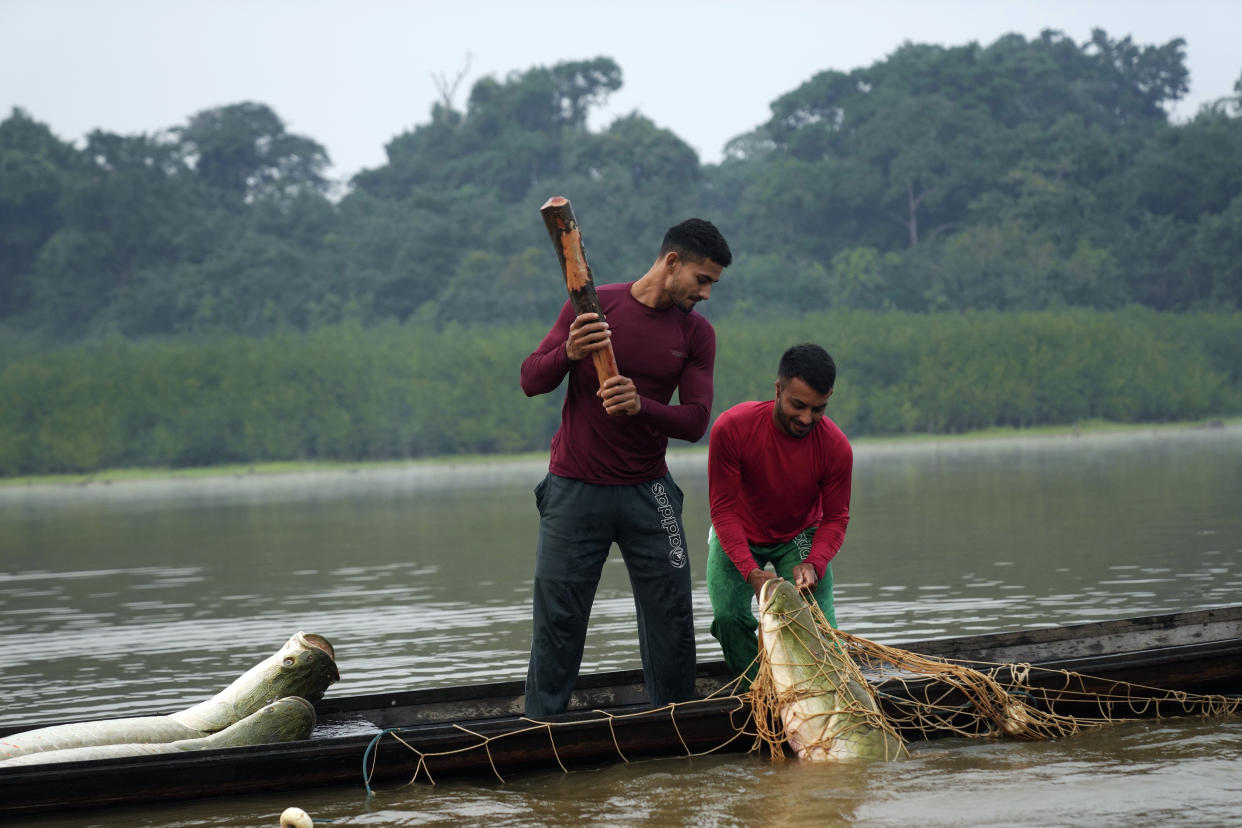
[708,400,852,579]
[521,282,716,484]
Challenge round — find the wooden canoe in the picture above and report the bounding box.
[1,605,1239,817]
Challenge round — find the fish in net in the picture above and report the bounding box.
[747,580,1241,761]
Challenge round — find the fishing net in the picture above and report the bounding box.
[361,689,756,790]
[747,591,907,761]
[746,595,1242,760]
[362,602,1238,788]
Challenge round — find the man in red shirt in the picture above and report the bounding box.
[706,343,851,684]
[521,218,732,717]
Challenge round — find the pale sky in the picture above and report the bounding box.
[3,0,1238,183]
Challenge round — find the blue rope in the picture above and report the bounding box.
[362,727,401,797]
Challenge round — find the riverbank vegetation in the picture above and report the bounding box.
[2,29,1240,476]
[2,309,1238,476]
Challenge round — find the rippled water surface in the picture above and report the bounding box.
[2,426,1240,826]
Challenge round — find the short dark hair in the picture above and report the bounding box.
[659,218,732,268]
[778,343,836,394]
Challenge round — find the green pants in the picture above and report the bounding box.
[706,524,836,685]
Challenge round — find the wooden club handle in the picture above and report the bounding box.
[540,196,619,384]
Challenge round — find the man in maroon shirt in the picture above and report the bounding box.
[706,343,851,685]
[521,218,732,717]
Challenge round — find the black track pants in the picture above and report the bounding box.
[524,472,696,717]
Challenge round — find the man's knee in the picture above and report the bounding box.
[533,576,596,628]
[709,595,757,631]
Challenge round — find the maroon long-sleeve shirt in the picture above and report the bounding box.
[521,282,716,484]
[708,400,852,579]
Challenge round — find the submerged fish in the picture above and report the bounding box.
[0,696,316,767]
[0,631,338,761]
[757,580,907,761]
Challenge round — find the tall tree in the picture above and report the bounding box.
[1081,28,1189,123]
[354,57,622,203]
[26,128,230,333]
[1125,109,1242,222]
[175,102,330,205]
[0,109,80,317]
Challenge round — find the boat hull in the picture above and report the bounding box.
[1,606,1239,816]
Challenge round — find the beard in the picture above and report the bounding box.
[774,406,811,438]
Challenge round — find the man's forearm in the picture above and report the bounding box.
[520,344,571,396]
[632,397,710,442]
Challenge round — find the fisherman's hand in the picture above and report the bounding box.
[747,567,777,598]
[792,562,818,592]
[565,313,611,361]
[598,374,641,416]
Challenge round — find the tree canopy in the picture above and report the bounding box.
[2,31,1240,340]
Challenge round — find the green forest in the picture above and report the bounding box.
[2,29,1241,476]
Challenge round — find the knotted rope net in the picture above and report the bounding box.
[364,605,1238,786]
[362,689,755,791]
[746,596,1241,761]
[747,591,907,761]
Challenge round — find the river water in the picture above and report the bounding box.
[1,426,1240,827]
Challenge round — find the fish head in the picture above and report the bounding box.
[268,631,340,703]
[297,632,335,662]
[759,578,806,618]
[757,578,826,678]
[209,696,317,747]
[216,632,339,720]
[170,632,339,733]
